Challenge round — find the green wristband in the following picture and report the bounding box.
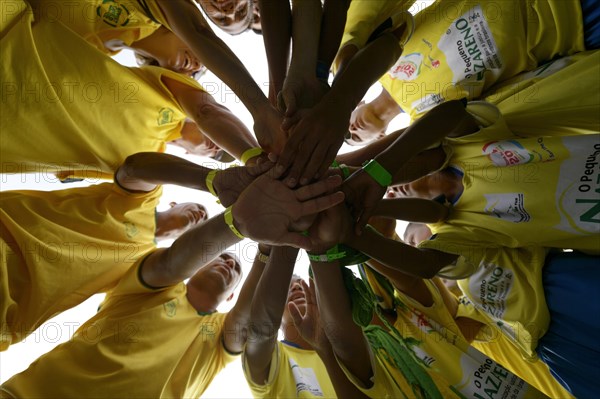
[339,164,350,179]
[362,159,392,187]
[308,245,347,263]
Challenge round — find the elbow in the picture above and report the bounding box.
[193,98,228,121]
[248,303,282,342]
[418,250,456,279]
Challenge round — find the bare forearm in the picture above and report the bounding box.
[311,261,372,384]
[392,147,446,184]
[157,0,269,116]
[142,213,240,287]
[224,254,268,353]
[346,227,456,279]
[375,100,476,175]
[290,0,322,74]
[335,127,405,166]
[250,246,299,338]
[245,246,299,383]
[317,344,370,399]
[317,0,351,71]
[116,152,210,192]
[259,0,292,102]
[372,198,449,223]
[195,104,259,160]
[328,32,403,113]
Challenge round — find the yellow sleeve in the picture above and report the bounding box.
[341,0,415,51]
[241,342,281,397]
[335,345,408,398]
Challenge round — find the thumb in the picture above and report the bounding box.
[284,92,297,118]
[280,232,314,250]
[288,302,303,328]
[248,159,274,176]
[276,91,287,114]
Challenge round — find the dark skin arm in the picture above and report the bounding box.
[245,246,299,384]
[317,0,352,73]
[275,29,406,187]
[290,279,370,399]
[156,0,286,153]
[311,261,373,386]
[308,203,457,279]
[223,247,270,353]
[258,0,292,105]
[343,100,478,233]
[371,198,449,223]
[114,152,272,207]
[162,77,259,161]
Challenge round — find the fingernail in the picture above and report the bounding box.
[286,178,296,187]
[275,165,285,175]
[300,178,309,186]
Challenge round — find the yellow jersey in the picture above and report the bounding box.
[243,341,337,398]
[1,257,238,397]
[1,2,202,180]
[379,0,584,121]
[0,183,160,350]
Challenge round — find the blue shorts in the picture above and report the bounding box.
[538,251,600,398]
[581,0,600,49]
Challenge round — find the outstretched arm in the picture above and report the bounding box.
[138,173,345,287]
[275,26,407,186]
[163,77,259,160]
[277,0,323,115]
[347,226,457,279]
[114,152,271,207]
[156,0,267,116]
[310,260,373,386]
[307,202,456,279]
[223,246,270,354]
[245,245,299,384]
[156,0,285,152]
[258,0,292,105]
[290,279,370,399]
[342,100,476,233]
[371,198,449,223]
[317,0,352,75]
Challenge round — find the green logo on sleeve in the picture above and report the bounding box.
[124,222,139,238]
[97,0,131,27]
[157,108,174,126]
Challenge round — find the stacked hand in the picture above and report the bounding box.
[342,168,387,235]
[253,104,288,155]
[274,101,350,187]
[232,173,345,249]
[212,161,274,207]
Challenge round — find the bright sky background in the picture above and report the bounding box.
[0,1,435,396]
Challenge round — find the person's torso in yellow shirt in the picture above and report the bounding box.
[0,258,238,398]
[339,0,415,51]
[243,341,337,398]
[1,3,201,179]
[458,299,574,399]
[379,0,584,121]
[27,0,169,54]
[429,132,600,254]
[0,183,160,350]
[485,50,600,138]
[389,280,546,398]
[456,246,550,359]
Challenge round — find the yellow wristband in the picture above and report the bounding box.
[206,169,218,197]
[241,147,264,165]
[256,250,270,264]
[224,206,245,239]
